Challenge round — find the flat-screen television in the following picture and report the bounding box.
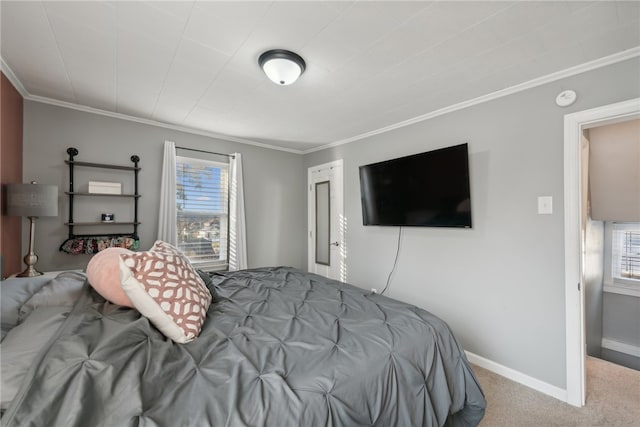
[359,143,472,228]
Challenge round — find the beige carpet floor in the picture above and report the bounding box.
[474,356,640,426]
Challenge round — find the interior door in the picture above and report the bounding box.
[308,160,344,281]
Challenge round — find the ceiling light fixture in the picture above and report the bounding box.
[259,49,306,86]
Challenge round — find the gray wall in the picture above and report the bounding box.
[603,292,640,346]
[303,57,640,389]
[22,101,307,272]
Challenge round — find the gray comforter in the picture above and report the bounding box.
[2,267,485,426]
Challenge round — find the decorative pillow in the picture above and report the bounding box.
[119,241,212,343]
[86,248,135,307]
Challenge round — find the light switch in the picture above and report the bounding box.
[538,196,553,214]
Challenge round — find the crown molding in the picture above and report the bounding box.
[302,46,640,155]
[0,58,29,97]
[25,95,304,154]
[5,46,639,157]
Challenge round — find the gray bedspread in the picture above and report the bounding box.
[2,267,485,427]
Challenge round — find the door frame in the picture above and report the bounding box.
[307,159,344,280]
[563,97,640,407]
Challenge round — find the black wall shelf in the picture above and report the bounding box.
[64,147,141,241]
[65,160,141,171]
[65,192,141,198]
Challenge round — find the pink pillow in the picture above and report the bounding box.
[86,247,135,307]
[119,240,212,343]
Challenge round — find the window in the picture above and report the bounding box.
[176,155,229,271]
[612,223,640,284]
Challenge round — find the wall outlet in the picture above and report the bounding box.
[371,288,378,294]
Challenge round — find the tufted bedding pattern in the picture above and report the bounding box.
[2,267,485,427]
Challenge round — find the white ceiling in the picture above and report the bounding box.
[2,1,639,152]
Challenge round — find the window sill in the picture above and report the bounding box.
[193,263,229,273]
[603,282,640,298]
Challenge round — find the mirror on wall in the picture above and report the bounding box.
[315,181,330,266]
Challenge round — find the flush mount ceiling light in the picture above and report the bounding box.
[259,49,306,86]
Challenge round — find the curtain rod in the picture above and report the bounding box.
[175,146,235,158]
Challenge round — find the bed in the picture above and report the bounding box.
[1,267,485,426]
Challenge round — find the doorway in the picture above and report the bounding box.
[563,97,640,406]
[307,160,345,282]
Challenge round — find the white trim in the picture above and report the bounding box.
[601,338,640,358]
[603,283,640,298]
[465,351,567,402]
[303,47,640,154]
[563,108,586,407]
[0,58,28,97]
[563,97,640,408]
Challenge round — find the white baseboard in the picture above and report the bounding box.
[601,338,640,358]
[465,351,568,403]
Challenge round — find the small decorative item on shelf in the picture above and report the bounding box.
[101,213,115,222]
[88,181,122,195]
[59,235,139,255]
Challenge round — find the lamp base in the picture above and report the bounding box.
[16,266,43,277]
[17,217,42,277]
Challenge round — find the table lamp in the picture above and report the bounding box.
[6,181,58,277]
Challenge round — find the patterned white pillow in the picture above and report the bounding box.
[119,241,212,343]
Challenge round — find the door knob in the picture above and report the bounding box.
[330,241,340,246]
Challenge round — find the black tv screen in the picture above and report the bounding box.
[359,143,472,227]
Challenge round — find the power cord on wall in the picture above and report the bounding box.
[380,226,403,295]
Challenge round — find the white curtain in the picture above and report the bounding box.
[229,152,247,270]
[157,140,177,245]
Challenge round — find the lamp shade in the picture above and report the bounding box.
[259,49,306,85]
[6,183,58,217]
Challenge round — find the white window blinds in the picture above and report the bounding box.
[176,155,229,271]
[612,225,640,282]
